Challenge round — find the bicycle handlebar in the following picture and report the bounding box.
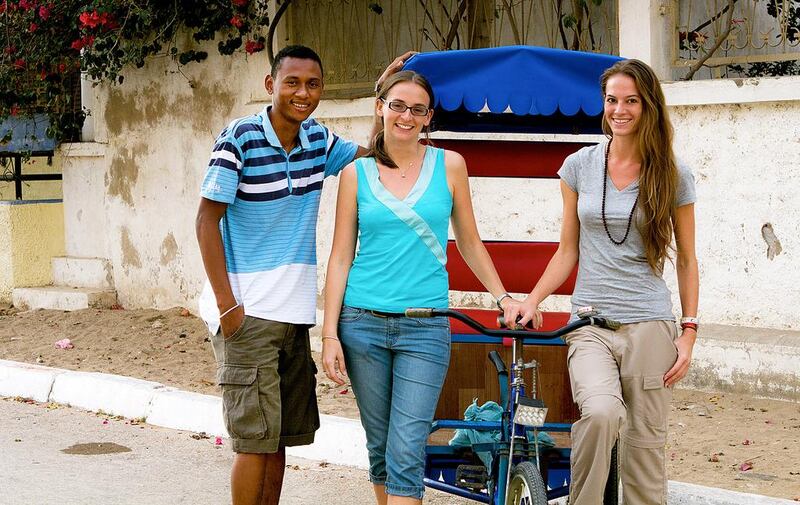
[404,307,621,340]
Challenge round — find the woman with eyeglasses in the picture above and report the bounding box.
[321,70,520,505]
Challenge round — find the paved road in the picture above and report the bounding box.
[0,397,471,505]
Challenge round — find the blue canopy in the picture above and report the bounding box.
[404,45,623,117]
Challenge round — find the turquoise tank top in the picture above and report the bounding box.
[343,146,453,312]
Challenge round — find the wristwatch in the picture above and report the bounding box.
[495,292,512,310]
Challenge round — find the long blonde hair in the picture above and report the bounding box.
[369,70,434,168]
[601,59,678,273]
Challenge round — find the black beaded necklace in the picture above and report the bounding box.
[602,140,639,246]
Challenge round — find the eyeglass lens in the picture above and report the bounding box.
[387,100,429,116]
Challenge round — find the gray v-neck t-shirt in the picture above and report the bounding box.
[558,141,696,323]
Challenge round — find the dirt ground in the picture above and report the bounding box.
[1,305,798,501]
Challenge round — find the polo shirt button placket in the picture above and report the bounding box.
[285,157,292,193]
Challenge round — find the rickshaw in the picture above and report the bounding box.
[403,46,624,505]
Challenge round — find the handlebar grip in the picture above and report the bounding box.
[488,351,508,374]
[405,308,434,318]
[497,314,533,330]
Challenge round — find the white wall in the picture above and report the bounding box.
[668,102,800,329]
[311,96,800,331]
[60,39,268,310]
[58,29,800,330]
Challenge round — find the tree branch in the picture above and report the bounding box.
[501,0,522,45]
[556,0,569,49]
[443,0,468,49]
[683,0,736,81]
[267,0,293,66]
[419,0,446,49]
[691,0,738,34]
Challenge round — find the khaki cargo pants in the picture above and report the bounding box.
[566,320,678,505]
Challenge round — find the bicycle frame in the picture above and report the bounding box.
[411,308,619,504]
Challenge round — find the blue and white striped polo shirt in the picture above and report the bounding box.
[198,107,358,334]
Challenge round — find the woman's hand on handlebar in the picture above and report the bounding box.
[498,296,524,329]
[321,336,348,386]
[508,296,544,329]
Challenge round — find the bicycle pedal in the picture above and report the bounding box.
[455,464,489,491]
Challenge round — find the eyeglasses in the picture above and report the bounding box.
[382,99,430,117]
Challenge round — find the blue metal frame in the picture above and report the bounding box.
[451,332,565,346]
[424,347,574,504]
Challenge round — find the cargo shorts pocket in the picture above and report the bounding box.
[218,366,267,440]
[640,375,669,431]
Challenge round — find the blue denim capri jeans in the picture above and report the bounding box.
[339,306,451,499]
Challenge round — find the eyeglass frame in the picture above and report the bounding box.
[380,98,431,117]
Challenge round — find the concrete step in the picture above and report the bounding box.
[51,256,114,290]
[12,286,117,311]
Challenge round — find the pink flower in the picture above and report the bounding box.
[3,45,16,55]
[230,15,244,28]
[18,0,35,10]
[54,338,74,349]
[38,4,50,19]
[29,22,38,32]
[232,0,248,6]
[214,437,223,446]
[10,105,20,116]
[13,58,25,70]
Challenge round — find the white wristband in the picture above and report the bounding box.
[219,303,240,319]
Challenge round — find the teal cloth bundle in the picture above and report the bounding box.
[449,399,555,469]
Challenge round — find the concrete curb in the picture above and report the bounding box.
[0,359,367,468]
[668,480,798,504]
[146,388,228,435]
[0,359,61,403]
[0,359,793,504]
[50,370,162,420]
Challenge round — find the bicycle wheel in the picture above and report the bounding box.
[603,440,620,505]
[505,461,548,505]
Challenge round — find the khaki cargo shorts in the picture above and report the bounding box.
[211,316,320,453]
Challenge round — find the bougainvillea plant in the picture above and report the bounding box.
[1,0,270,148]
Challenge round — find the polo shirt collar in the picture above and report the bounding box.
[260,106,311,153]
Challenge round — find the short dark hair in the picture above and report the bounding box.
[271,45,323,78]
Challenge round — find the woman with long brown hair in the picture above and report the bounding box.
[507,59,699,505]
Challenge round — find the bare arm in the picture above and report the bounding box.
[509,180,580,328]
[195,198,243,336]
[321,164,359,385]
[446,151,521,320]
[664,203,699,387]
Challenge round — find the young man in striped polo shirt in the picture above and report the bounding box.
[196,45,411,505]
